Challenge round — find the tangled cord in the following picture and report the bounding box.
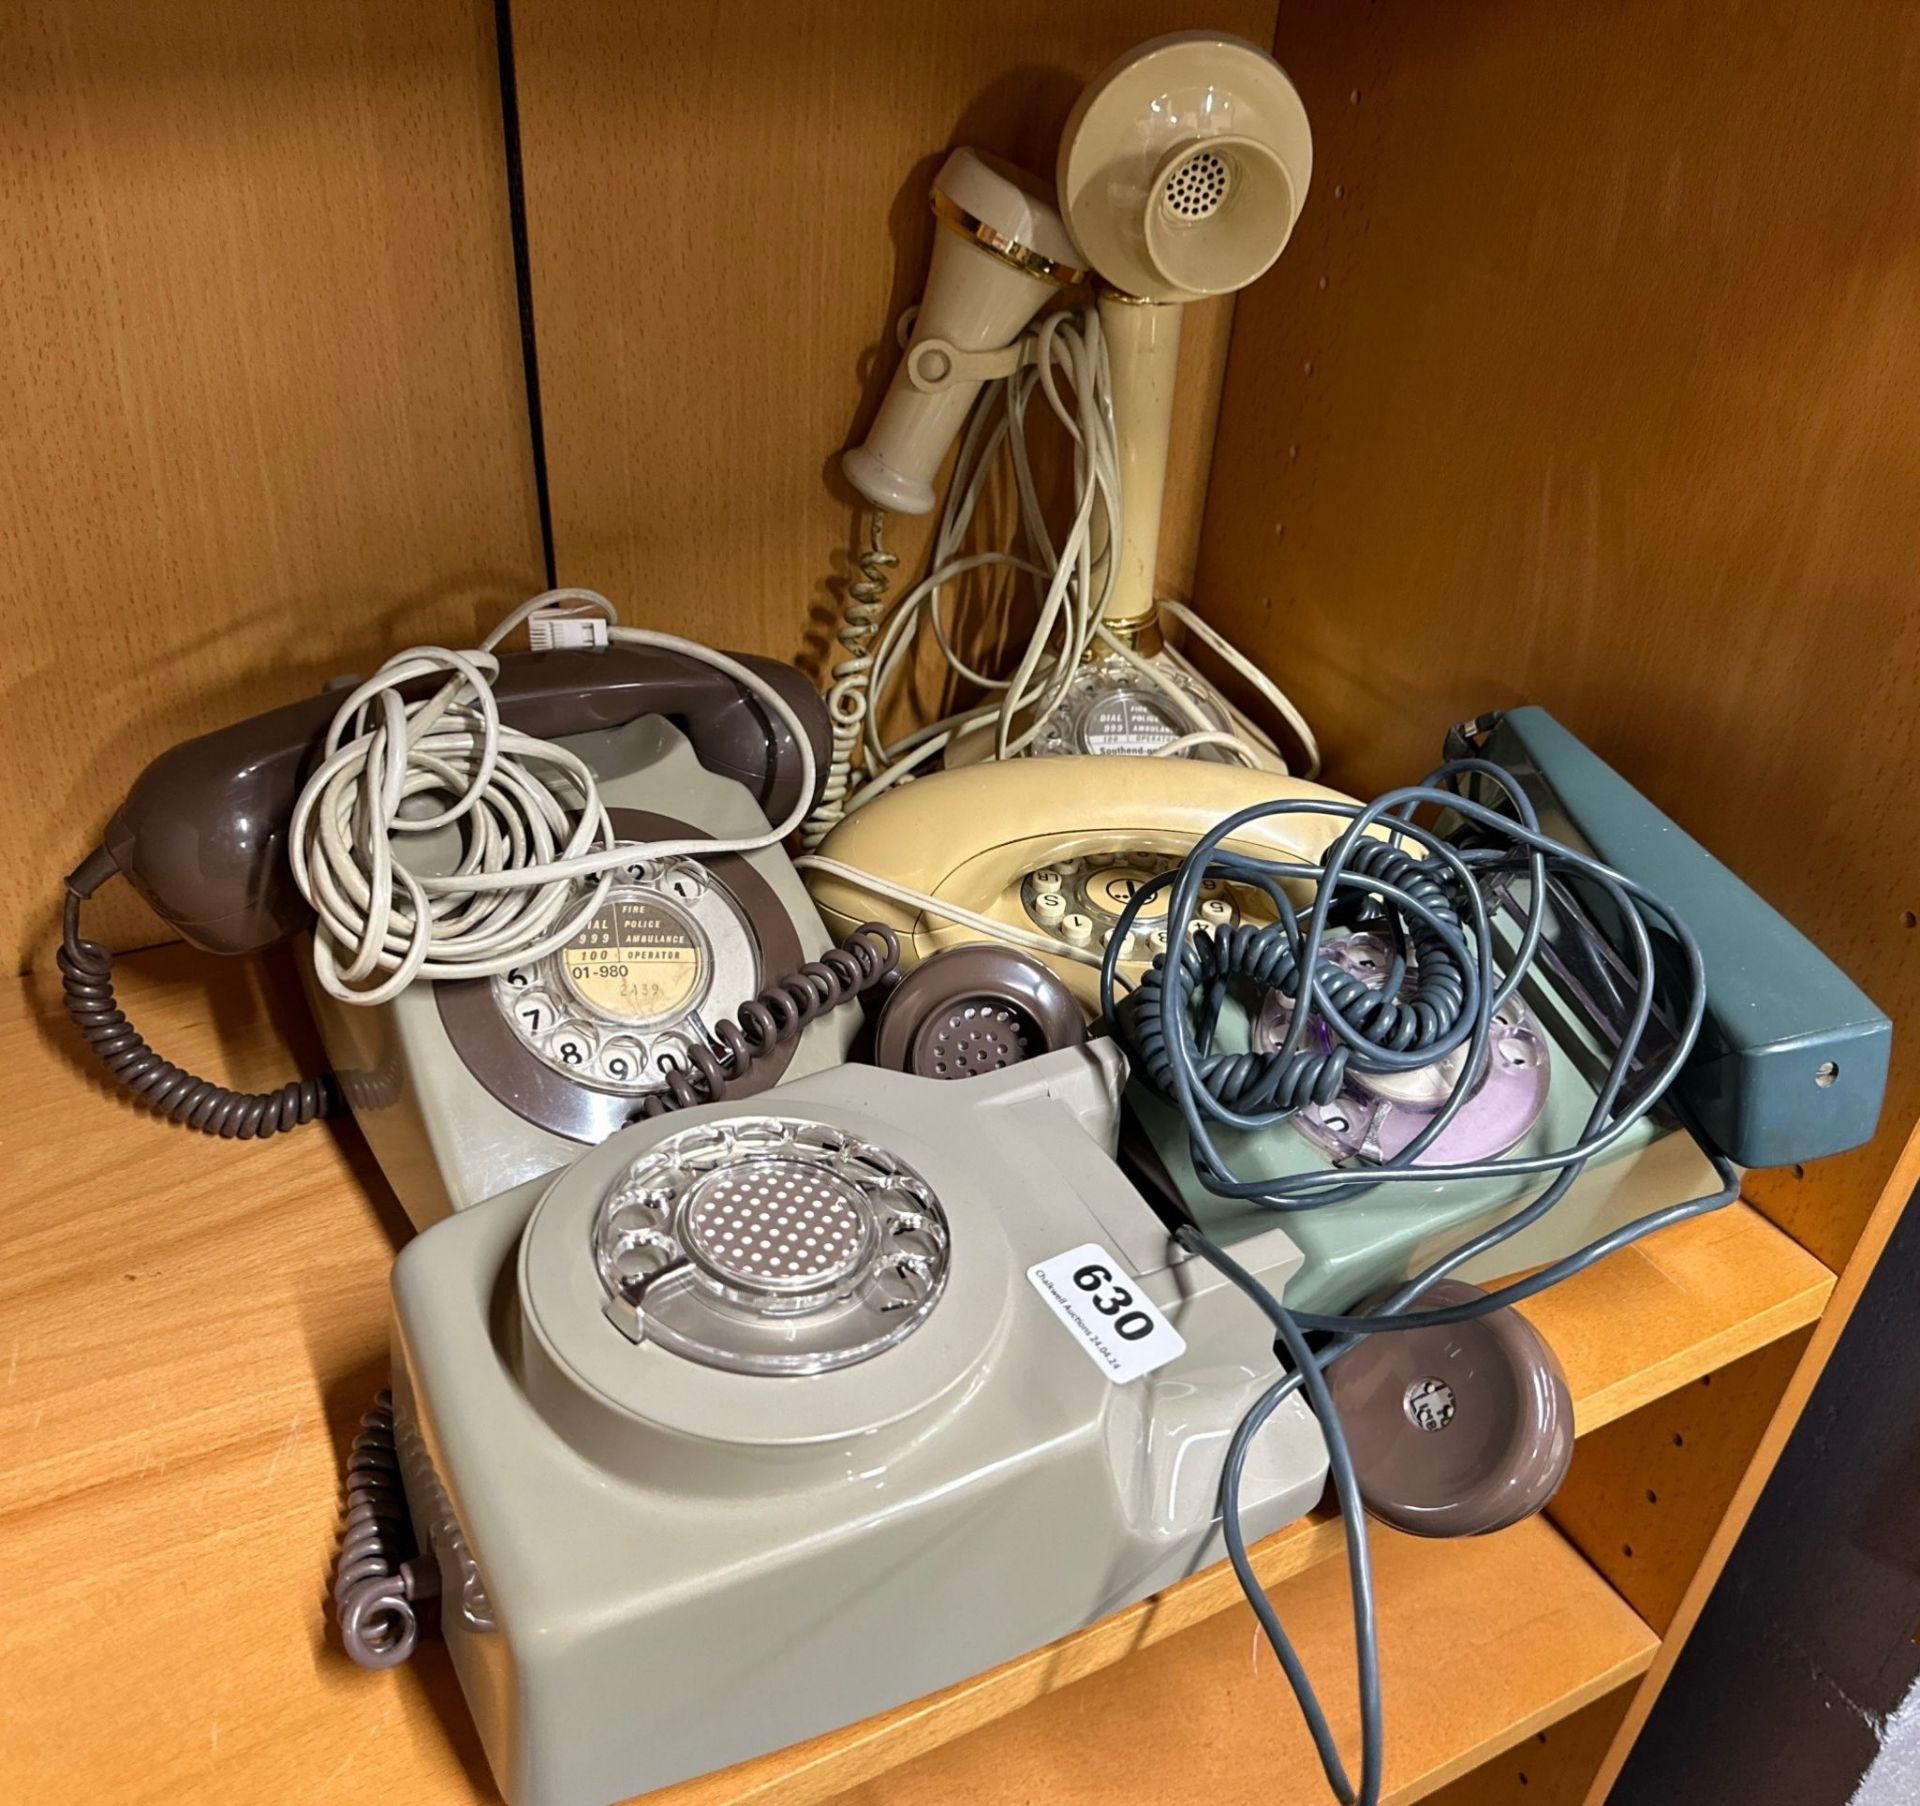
[1099,758,1737,1806]
[1129,838,1471,1123]
[58,881,340,1139]
[803,512,898,849]
[291,590,817,1008]
[832,302,1323,808]
[636,923,899,1117]
[838,306,1120,809]
[336,1391,438,1669]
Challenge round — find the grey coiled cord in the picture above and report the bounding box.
[1132,840,1471,1119]
[336,1392,439,1669]
[58,861,341,1138]
[636,922,899,1117]
[1100,760,1733,1806]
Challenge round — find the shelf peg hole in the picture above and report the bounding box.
[1815,1060,1839,1088]
[1903,909,1916,929]
[1673,1432,1685,1447]
[1623,1543,1635,1558]
[1646,1488,1659,1504]
[1792,1163,1806,1179]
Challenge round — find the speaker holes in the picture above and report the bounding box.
[1164,150,1230,220]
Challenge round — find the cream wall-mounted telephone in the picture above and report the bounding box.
[801,753,1361,1010]
[60,607,871,1227]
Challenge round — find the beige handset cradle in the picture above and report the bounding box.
[803,753,1362,1008]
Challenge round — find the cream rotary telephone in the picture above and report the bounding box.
[800,754,1362,1010]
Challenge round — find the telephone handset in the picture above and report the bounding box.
[97,644,827,957]
[800,754,1363,1009]
[62,619,871,1228]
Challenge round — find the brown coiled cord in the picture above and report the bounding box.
[636,921,900,1118]
[58,863,341,1139]
[336,1392,439,1669]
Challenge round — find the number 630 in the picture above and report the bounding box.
[1072,1263,1154,1342]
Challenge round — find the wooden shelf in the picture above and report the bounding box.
[1519,1198,1833,1435]
[0,950,1831,1806]
[838,1516,1658,1806]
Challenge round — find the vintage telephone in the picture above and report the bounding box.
[350,1041,1331,1806]
[808,33,1322,847]
[59,595,883,1227]
[800,752,1361,1009]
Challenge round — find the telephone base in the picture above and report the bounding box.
[390,1046,1328,1806]
[308,717,853,1229]
[1126,969,1729,1317]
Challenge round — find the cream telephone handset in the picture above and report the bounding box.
[60,595,882,1227]
[816,33,1321,836]
[802,753,1362,1008]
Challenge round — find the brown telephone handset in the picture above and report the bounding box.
[90,646,827,959]
[60,633,868,1227]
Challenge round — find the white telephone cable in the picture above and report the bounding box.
[852,307,1121,789]
[838,308,1317,797]
[1152,599,1322,779]
[291,589,817,1007]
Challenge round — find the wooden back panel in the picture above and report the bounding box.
[1200,0,1920,1271]
[0,1,1270,969]
[510,0,1273,671]
[0,0,544,969]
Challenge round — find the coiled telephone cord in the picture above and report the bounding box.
[58,868,340,1140]
[1129,838,1470,1126]
[802,512,897,850]
[336,1392,439,1669]
[637,922,899,1117]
